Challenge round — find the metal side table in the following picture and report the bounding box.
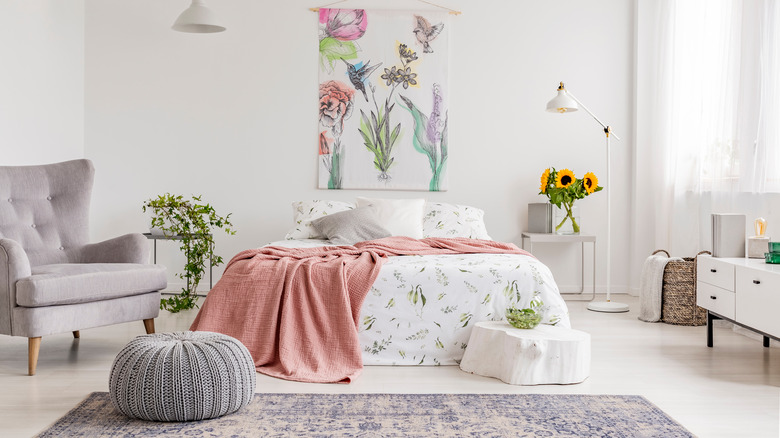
[143,233,213,294]
[521,232,596,301]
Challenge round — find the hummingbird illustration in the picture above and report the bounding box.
[413,15,444,53]
[342,59,382,101]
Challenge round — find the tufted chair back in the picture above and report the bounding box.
[0,159,94,267]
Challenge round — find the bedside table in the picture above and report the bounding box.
[520,232,596,301]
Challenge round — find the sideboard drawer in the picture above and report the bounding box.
[735,266,780,337]
[697,257,735,291]
[696,281,735,319]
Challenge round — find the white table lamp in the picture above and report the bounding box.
[546,82,629,313]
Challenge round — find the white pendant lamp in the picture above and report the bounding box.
[172,0,226,33]
[546,82,629,313]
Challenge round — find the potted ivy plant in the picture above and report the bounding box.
[142,193,235,313]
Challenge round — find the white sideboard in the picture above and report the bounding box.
[697,255,780,347]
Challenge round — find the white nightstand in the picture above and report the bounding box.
[520,232,596,301]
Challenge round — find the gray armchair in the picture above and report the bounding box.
[0,159,167,375]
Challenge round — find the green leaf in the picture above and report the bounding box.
[319,37,357,72]
[399,95,433,158]
[389,123,401,148]
[358,128,376,152]
[400,93,444,192]
[370,111,380,144]
[440,113,448,164]
[360,110,375,145]
[329,149,342,189]
[383,110,391,151]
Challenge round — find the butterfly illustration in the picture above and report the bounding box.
[413,15,444,53]
[342,59,382,101]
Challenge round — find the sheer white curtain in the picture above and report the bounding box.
[631,0,780,293]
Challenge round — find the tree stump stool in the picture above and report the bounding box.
[459,321,590,385]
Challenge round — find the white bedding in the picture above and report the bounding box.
[266,239,570,366]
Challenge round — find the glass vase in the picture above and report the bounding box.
[553,204,580,235]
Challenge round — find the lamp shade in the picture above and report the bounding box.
[172,0,226,33]
[546,85,578,113]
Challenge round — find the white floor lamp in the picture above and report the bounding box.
[546,82,629,313]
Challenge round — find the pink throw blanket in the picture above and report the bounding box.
[190,236,529,383]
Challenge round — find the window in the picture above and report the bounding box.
[666,0,780,193]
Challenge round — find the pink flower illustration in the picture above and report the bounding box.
[320,9,367,41]
[319,80,355,137]
[319,131,332,155]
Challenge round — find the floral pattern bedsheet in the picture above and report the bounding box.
[266,240,570,366]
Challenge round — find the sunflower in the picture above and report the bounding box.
[583,172,599,194]
[555,169,575,188]
[539,168,550,193]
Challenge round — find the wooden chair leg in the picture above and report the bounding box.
[143,319,155,334]
[28,337,41,376]
[72,331,80,339]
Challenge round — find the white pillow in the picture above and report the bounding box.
[355,197,425,239]
[422,202,492,240]
[285,200,355,240]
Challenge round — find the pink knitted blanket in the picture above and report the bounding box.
[190,236,528,383]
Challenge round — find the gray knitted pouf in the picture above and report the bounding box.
[109,331,256,422]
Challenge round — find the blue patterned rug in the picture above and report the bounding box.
[36,392,693,437]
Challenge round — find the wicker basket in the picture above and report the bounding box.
[653,249,711,326]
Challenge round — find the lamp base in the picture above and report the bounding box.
[587,301,629,313]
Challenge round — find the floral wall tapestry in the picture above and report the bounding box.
[318,9,450,191]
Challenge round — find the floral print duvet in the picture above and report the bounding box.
[267,240,570,366]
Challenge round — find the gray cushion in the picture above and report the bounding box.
[16,263,167,307]
[310,206,391,245]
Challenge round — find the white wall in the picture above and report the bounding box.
[84,0,634,294]
[0,1,84,164]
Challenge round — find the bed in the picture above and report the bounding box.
[191,198,570,382]
[270,237,569,366]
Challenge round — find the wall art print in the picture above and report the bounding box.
[318,8,449,191]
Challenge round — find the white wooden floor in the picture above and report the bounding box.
[1,295,778,437]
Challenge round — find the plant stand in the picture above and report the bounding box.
[143,233,213,293]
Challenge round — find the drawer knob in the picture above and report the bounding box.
[753,280,761,285]
[710,295,717,300]
[710,268,717,273]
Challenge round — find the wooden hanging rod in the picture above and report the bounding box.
[310,0,461,15]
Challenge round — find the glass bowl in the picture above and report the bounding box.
[506,308,542,329]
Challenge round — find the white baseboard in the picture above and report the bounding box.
[557,285,631,294]
[161,281,210,295]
